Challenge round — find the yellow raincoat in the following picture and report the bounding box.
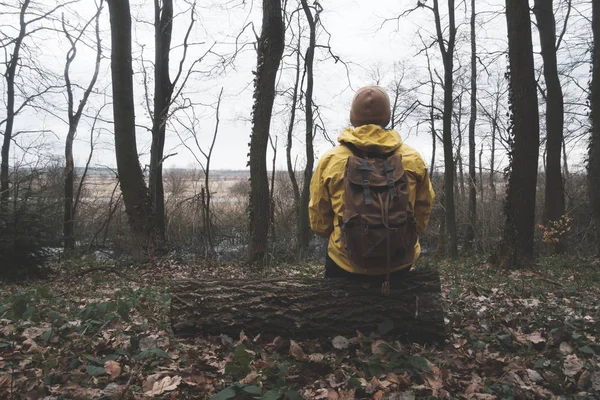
[309,125,435,275]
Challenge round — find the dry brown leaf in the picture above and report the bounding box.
[22,338,43,353]
[464,373,483,395]
[104,360,121,380]
[240,371,261,385]
[559,341,573,354]
[365,377,380,394]
[397,372,412,389]
[332,336,349,350]
[423,363,444,396]
[577,370,592,390]
[372,390,385,400]
[327,389,339,400]
[371,340,388,355]
[309,353,324,362]
[338,389,355,400]
[0,376,11,389]
[563,354,583,377]
[144,375,182,397]
[289,340,307,361]
[525,331,546,344]
[314,389,329,399]
[22,327,44,339]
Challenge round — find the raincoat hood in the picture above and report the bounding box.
[337,124,403,154]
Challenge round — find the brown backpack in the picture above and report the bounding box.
[339,144,418,293]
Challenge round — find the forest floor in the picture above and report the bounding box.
[0,255,599,399]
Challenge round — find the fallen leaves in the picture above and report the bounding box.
[143,374,181,397]
[332,335,349,350]
[563,354,584,377]
[289,339,307,361]
[1,256,599,399]
[104,360,121,380]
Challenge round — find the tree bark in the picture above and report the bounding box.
[590,0,600,257]
[1,0,30,206]
[432,0,458,258]
[149,0,174,243]
[465,0,477,250]
[297,0,318,257]
[171,268,445,343]
[247,0,285,264]
[107,0,156,253]
[534,0,566,254]
[499,0,540,268]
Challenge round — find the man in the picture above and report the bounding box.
[309,86,435,279]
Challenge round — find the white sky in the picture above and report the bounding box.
[0,0,593,172]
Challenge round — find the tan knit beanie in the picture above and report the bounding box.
[349,86,391,127]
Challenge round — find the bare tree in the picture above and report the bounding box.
[590,0,600,256]
[465,0,477,250]
[1,0,66,205]
[285,18,302,219]
[62,1,103,251]
[107,0,157,253]
[247,0,285,264]
[429,0,459,258]
[297,0,320,256]
[498,0,540,268]
[534,0,567,253]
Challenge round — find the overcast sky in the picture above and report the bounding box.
[0,0,592,172]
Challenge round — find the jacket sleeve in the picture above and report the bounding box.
[414,162,435,234]
[309,157,335,238]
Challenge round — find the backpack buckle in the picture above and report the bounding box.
[362,179,370,187]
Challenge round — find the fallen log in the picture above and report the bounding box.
[170,268,445,344]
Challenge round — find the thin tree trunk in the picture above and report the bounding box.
[269,135,277,242]
[297,0,318,257]
[107,0,156,253]
[1,0,30,206]
[466,0,477,249]
[62,4,103,251]
[433,0,458,258]
[590,0,600,257]
[499,0,540,268]
[149,0,174,243]
[534,0,566,254]
[490,118,497,202]
[203,89,223,256]
[286,29,301,206]
[247,0,285,264]
[562,139,570,182]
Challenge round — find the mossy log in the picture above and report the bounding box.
[170,268,445,344]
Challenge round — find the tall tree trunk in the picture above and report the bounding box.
[433,0,458,258]
[63,4,103,251]
[149,0,174,242]
[590,0,600,257]
[297,0,318,257]
[247,0,285,264]
[465,0,477,249]
[1,0,30,206]
[107,0,156,253]
[499,0,540,268]
[534,0,566,254]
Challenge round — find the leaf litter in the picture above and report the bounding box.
[0,256,598,399]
